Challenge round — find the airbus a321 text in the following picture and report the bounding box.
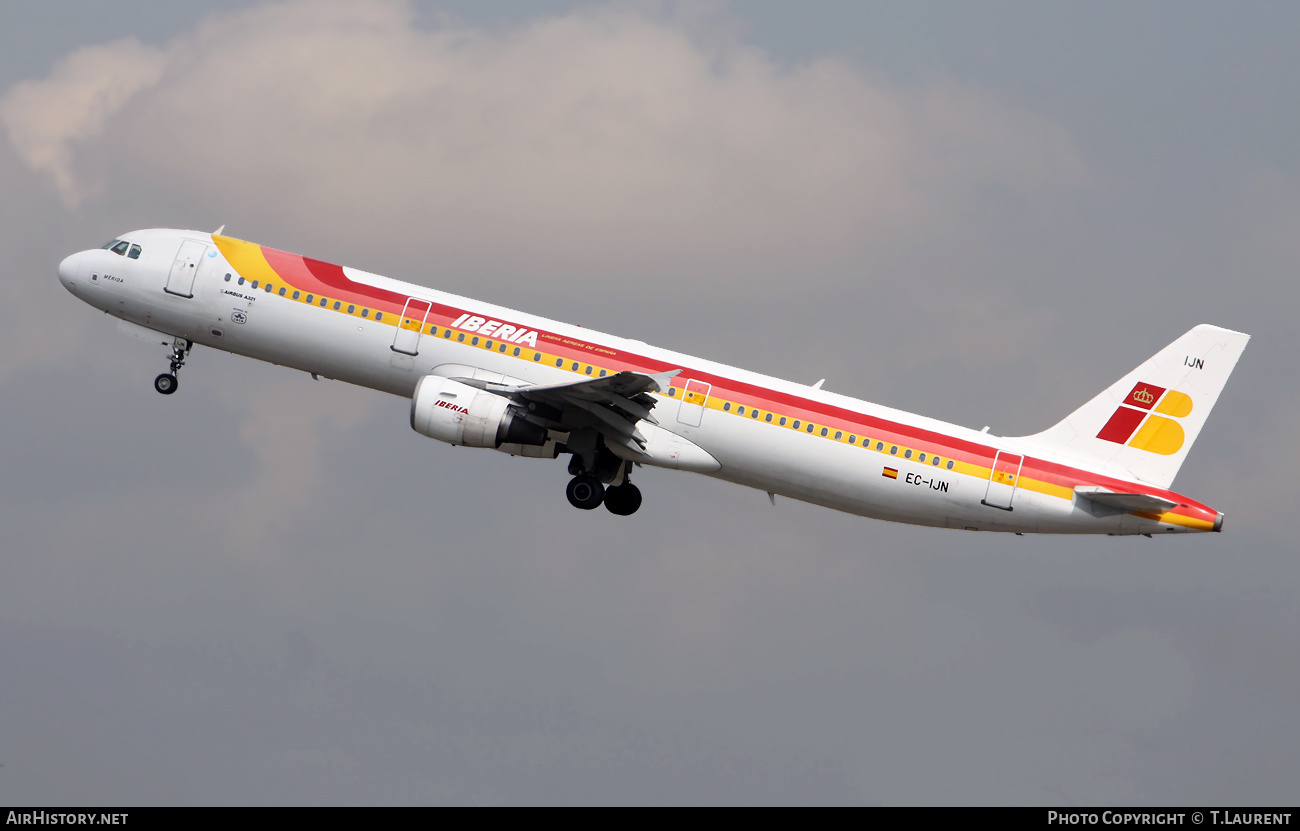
[58,229,1249,534]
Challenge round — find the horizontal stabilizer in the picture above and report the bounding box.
[1074,487,1176,514]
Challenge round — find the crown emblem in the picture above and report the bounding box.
[1132,388,1155,405]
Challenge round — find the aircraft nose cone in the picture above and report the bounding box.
[58,251,83,290]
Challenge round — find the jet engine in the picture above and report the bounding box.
[411,375,548,448]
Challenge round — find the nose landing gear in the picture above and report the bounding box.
[154,337,191,395]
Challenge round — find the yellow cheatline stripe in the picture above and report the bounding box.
[213,236,280,285]
[211,269,1189,517]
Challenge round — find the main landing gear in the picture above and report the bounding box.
[563,438,643,516]
[565,474,643,516]
[154,338,191,396]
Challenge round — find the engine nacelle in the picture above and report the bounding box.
[411,375,548,448]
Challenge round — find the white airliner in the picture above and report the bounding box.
[58,229,1248,534]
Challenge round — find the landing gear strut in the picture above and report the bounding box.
[154,338,191,395]
[564,433,643,515]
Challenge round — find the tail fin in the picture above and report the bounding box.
[1015,324,1249,489]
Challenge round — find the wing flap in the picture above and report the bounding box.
[459,368,681,452]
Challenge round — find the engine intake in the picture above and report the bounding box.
[411,375,548,448]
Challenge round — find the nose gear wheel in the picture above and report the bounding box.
[155,338,191,395]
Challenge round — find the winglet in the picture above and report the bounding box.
[213,224,226,236]
[648,368,682,393]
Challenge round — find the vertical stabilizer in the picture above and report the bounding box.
[1015,324,1249,489]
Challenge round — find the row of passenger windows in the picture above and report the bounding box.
[426,325,612,376]
[712,398,955,469]
[222,273,386,320]
[102,239,142,259]
[214,275,947,467]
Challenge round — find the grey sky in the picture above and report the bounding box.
[1,1,1296,805]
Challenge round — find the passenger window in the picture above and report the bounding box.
[890,446,898,455]
[556,357,563,367]
[240,277,247,286]
[765,413,772,423]
[127,244,142,259]
[669,387,677,396]
[279,287,286,297]
[293,291,301,300]
[919,453,926,462]
[946,460,954,470]
[375,313,383,321]
[723,403,732,412]
[265,284,272,292]
[904,449,912,459]
[835,431,842,440]
[349,305,356,314]
[485,341,493,350]
[792,420,800,429]
[458,333,466,342]
[305,293,312,302]
[599,369,607,377]
[779,417,787,426]
[932,457,940,466]
[513,347,521,357]
[361,308,368,317]
[848,435,856,444]
[571,362,579,371]
[532,353,540,361]
[251,281,258,289]
[320,298,327,307]
[876,442,884,451]
[224,274,231,282]
[333,301,341,310]
[585,365,593,375]
[752,410,759,419]
[500,344,507,353]
[806,424,814,433]
[110,241,129,256]
[472,337,480,346]
[820,427,828,436]
[737,406,745,415]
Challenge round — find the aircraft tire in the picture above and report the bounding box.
[566,474,605,510]
[154,373,178,395]
[604,483,642,516]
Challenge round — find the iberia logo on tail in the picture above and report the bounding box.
[1096,383,1194,455]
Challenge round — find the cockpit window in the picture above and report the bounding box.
[109,241,130,256]
[127,244,142,259]
[101,239,122,249]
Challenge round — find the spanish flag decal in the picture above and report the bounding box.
[883,467,898,479]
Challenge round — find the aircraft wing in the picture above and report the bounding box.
[1074,486,1178,514]
[453,369,681,454]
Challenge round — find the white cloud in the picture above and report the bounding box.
[2,0,1084,281]
[0,38,165,206]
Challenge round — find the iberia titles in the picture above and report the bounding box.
[450,313,540,347]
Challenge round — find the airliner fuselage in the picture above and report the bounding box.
[58,228,1246,535]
